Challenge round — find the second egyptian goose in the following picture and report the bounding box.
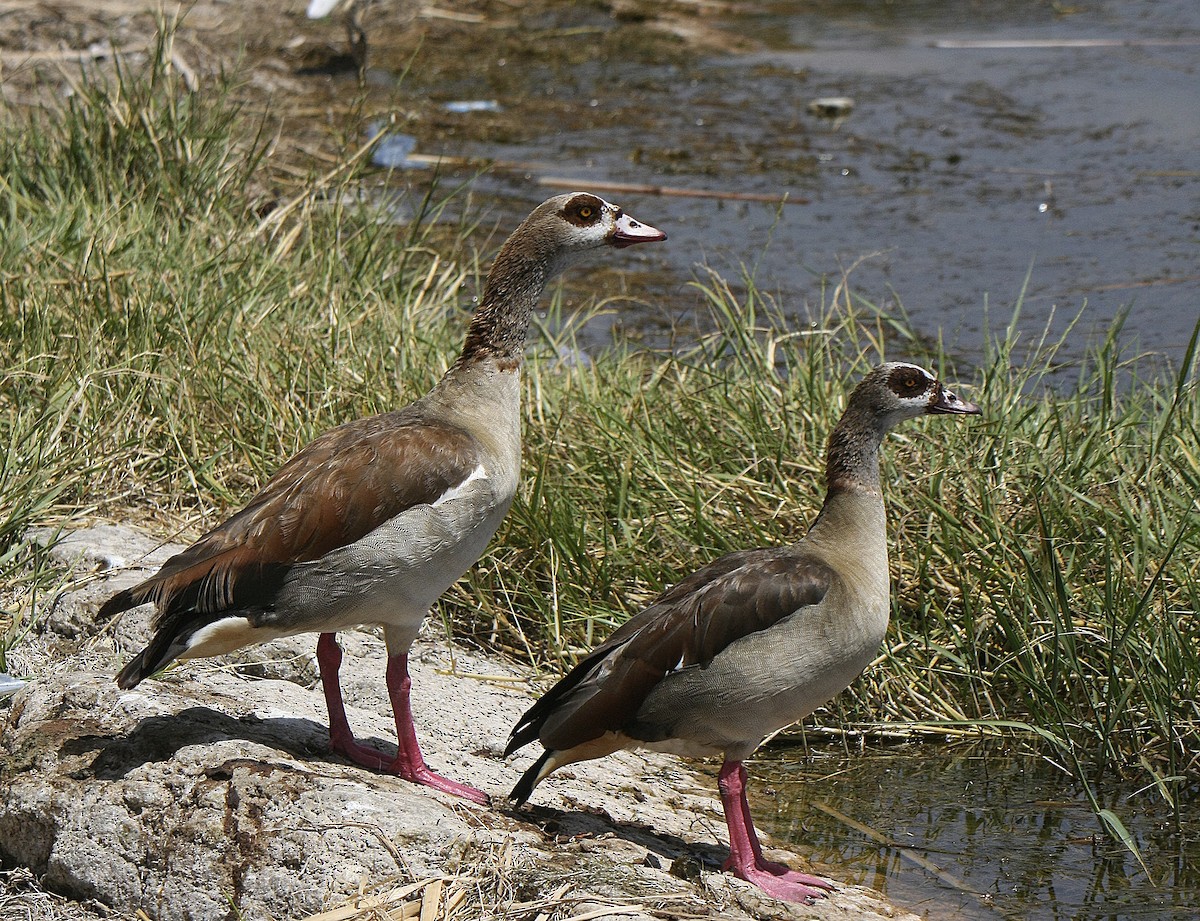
[506,362,980,898]
[99,192,666,805]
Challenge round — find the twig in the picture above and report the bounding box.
[300,878,438,921]
[935,37,1200,49]
[422,5,486,23]
[561,906,645,921]
[811,802,1006,917]
[442,887,468,916]
[419,878,442,921]
[393,151,805,206]
[539,176,808,206]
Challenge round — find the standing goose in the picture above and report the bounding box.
[100,192,666,805]
[506,362,980,898]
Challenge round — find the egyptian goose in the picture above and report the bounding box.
[100,192,666,805]
[506,362,980,898]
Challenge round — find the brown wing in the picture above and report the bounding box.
[506,547,835,754]
[98,409,482,623]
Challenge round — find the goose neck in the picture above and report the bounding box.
[823,413,886,498]
[458,242,554,368]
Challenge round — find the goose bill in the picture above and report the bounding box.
[610,213,667,248]
[930,386,981,415]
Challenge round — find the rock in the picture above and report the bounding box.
[26,524,181,640]
[0,525,919,921]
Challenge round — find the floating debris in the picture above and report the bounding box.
[808,96,855,119]
[0,672,26,699]
[366,121,428,170]
[442,100,503,114]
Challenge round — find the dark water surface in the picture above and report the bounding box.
[423,0,1199,368]
[752,743,1199,921]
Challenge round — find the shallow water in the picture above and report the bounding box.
[396,0,1200,370]
[753,743,1200,921]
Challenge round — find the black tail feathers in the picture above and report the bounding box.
[115,648,153,689]
[509,749,552,807]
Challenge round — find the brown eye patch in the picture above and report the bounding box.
[888,366,930,397]
[562,193,606,226]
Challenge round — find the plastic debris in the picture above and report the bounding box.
[443,100,502,114]
[367,121,427,170]
[0,672,27,699]
[807,96,855,118]
[307,0,342,18]
[553,344,593,370]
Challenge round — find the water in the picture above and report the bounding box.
[753,743,1200,920]
[400,0,1200,369]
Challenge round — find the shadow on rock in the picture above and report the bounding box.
[505,801,728,871]
[60,706,350,779]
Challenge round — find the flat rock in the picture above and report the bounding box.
[1,525,919,921]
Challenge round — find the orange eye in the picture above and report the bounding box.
[578,206,594,219]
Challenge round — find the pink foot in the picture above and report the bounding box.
[327,730,489,804]
[317,633,489,805]
[398,762,490,805]
[723,855,835,901]
[717,759,836,904]
[729,863,834,902]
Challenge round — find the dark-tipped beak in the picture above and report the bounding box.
[930,385,982,415]
[610,212,667,248]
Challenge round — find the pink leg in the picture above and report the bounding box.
[717,760,835,902]
[315,633,488,805]
[318,633,388,768]
[382,651,488,804]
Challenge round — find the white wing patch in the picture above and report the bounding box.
[182,617,263,659]
[431,464,488,507]
[307,0,341,18]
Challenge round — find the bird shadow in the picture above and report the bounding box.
[58,707,397,781]
[501,800,728,872]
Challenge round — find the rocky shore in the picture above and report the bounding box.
[0,526,917,921]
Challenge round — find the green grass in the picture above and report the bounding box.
[2,45,1197,851]
[476,275,1200,808]
[0,40,475,631]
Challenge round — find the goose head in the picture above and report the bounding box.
[849,362,981,432]
[509,192,667,280]
[460,193,665,366]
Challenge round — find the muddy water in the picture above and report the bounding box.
[752,743,1200,921]
[388,0,1199,369]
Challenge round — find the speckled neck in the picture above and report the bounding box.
[823,413,886,499]
[457,232,558,369]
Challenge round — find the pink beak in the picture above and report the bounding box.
[610,212,667,248]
